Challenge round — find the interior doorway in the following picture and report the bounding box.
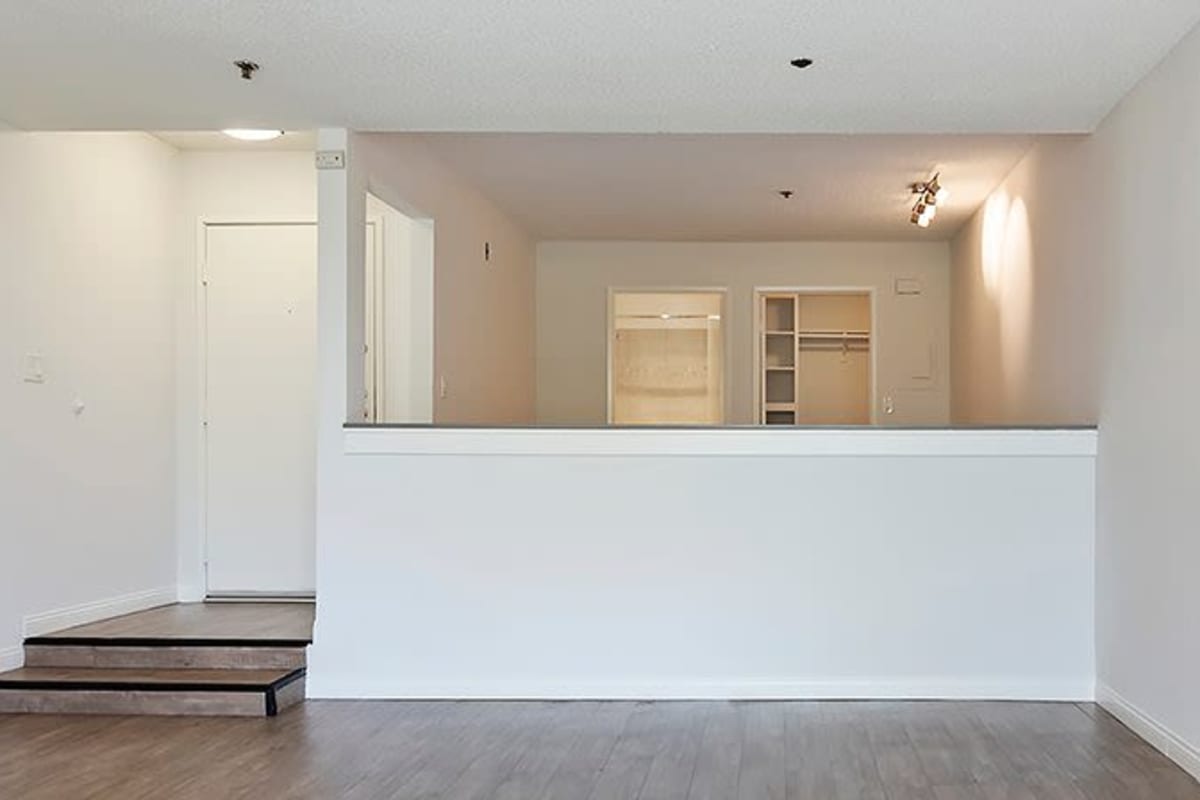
[756,288,875,425]
[608,291,726,425]
[202,222,318,597]
[363,192,435,424]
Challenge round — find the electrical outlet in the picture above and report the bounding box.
[439,375,448,399]
[315,150,346,170]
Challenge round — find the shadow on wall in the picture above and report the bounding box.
[980,190,1033,408]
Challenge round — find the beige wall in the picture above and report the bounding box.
[950,137,1099,424]
[537,241,951,425]
[950,23,1200,766]
[356,135,536,424]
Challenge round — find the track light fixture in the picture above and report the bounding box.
[910,172,949,228]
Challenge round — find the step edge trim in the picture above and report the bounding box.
[266,667,307,716]
[0,668,306,694]
[24,637,312,648]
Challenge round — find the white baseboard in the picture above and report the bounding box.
[0,646,23,672]
[305,675,1094,702]
[1097,682,1200,782]
[22,586,178,638]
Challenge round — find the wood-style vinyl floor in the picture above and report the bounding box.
[1,701,1196,799]
[38,602,315,642]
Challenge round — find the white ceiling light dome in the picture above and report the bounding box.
[221,129,284,142]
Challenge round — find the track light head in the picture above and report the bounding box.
[910,173,948,227]
[926,174,950,205]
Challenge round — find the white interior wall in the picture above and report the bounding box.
[355,134,537,424]
[951,23,1200,777]
[0,132,179,665]
[537,242,951,425]
[174,150,317,600]
[311,427,1096,699]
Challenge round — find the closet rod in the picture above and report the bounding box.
[796,328,870,334]
[616,313,721,321]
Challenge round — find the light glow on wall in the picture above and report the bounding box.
[980,190,1033,401]
[981,191,1011,294]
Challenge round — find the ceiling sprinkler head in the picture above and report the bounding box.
[234,60,260,80]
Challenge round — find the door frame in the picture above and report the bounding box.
[753,285,879,426]
[363,213,384,423]
[605,286,731,425]
[196,218,317,599]
[195,217,384,596]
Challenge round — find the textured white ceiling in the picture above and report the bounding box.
[1,2,1198,133]
[408,133,1040,241]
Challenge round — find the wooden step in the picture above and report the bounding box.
[24,641,307,670]
[0,666,305,717]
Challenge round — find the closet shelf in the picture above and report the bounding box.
[796,330,871,341]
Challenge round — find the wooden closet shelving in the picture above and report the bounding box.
[757,292,872,426]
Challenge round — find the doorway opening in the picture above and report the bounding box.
[363,192,435,424]
[756,289,875,425]
[608,290,726,425]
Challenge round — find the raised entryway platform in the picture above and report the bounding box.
[0,602,313,717]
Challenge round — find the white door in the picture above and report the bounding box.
[204,223,317,595]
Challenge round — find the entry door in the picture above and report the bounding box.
[204,223,317,595]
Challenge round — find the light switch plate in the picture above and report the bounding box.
[23,354,46,383]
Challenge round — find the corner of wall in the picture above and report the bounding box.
[1098,683,1200,782]
[356,133,539,425]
